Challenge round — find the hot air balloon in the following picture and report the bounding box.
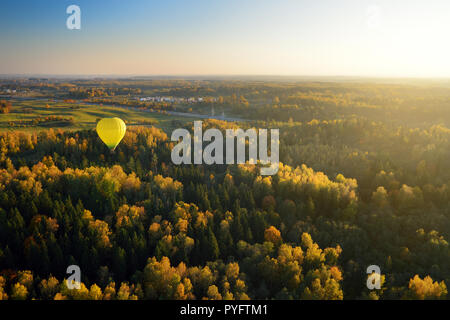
[96,117,126,152]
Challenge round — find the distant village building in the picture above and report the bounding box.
[138,96,216,103]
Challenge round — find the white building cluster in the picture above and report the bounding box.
[138,96,215,103]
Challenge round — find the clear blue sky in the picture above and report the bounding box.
[0,0,449,77]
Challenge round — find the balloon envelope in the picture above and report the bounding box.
[96,117,126,150]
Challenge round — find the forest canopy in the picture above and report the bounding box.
[0,79,450,300]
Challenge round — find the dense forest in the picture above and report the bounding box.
[0,79,449,300]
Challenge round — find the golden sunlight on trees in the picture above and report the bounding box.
[404,275,448,300]
[2,79,450,301]
[264,226,282,245]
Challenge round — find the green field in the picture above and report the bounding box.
[0,99,191,133]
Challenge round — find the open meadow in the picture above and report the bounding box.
[0,98,192,133]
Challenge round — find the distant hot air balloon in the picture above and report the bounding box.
[96,117,126,152]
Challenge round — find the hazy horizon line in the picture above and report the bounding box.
[1,73,450,81]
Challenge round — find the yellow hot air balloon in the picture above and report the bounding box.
[96,117,126,152]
